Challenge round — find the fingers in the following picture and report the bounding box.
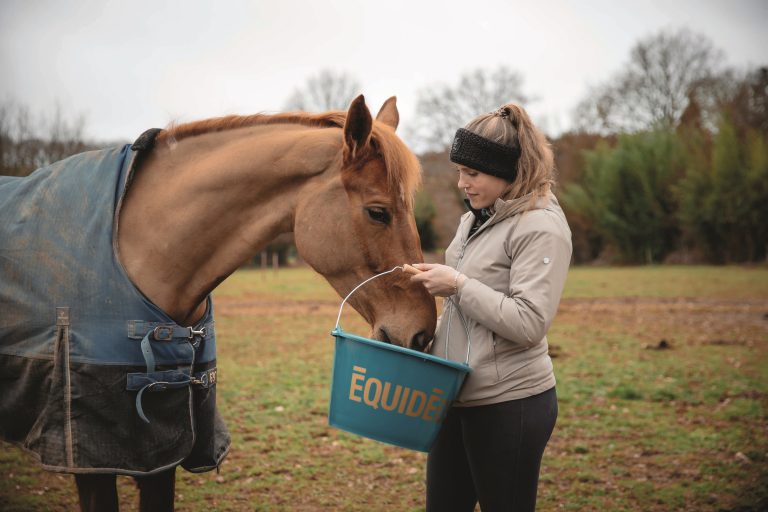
[409,263,453,281]
[402,263,422,275]
[408,264,457,299]
[409,264,434,286]
[409,263,435,284]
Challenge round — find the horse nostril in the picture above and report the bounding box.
[410,331,429,352]
[377,328,392,345]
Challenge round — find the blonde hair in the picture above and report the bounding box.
[464,104,555,205]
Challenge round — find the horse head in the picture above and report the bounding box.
[293,95,437,350]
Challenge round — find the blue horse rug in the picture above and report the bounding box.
[0,131,230,476]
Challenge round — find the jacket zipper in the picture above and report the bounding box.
[445,213,499,361]
[443,216,480,359]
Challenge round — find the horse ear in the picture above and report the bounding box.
[344,94,372,162]
[375,96,399,130]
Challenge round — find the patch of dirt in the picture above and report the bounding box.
[555,297,768,348]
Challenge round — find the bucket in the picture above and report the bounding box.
[328,266,471,452]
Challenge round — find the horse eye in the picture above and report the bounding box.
[366,207,391,225]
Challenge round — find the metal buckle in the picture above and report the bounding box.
[189,326,206,338]
[191,369,217,388]
[152,325,174,341]
[192,373,208,387]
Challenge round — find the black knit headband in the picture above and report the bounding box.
[449,128,520,182]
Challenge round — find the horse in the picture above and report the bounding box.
[0,95,437,511]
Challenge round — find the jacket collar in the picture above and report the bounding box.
[460,191,558,240]
[463,199,493,224]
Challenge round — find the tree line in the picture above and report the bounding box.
[560,100,767,264]
[0,102,92,177]
[281,28,767,264]
[3,28,765,264]
[411,28,767,264]
[562,30,767,264]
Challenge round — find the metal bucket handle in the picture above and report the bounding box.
[334,265,472,365]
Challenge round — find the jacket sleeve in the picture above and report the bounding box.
[456,220,571,347]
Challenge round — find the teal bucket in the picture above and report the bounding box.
[328,267,472,452]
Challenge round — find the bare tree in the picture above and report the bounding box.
[43,102,87,164]
[575,28,727,134]
[0,101,37,175]
[409,66,529,152]
[283,69,361,112]
[0,103,11,173]
[726,66,768,134]
[0,100,88,176]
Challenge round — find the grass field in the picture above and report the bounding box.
[2,266,767,511]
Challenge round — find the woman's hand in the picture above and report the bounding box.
[409,263,466,297]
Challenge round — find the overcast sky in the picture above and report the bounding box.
[1,0,766,147]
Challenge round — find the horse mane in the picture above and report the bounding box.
[156,111,422,207]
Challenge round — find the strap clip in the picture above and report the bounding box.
[189,326,207,338]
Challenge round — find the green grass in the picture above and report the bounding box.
[1,265,767,511]
[563,265,768,299]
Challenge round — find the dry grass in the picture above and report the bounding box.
[1,266,766,511]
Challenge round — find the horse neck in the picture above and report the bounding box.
[117,124,341,325]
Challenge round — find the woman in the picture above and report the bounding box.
[411,103,572,512]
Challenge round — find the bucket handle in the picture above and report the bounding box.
[334,265,471,366]
[335,266,404,330]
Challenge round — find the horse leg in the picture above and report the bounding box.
[135,466,176,512]
[75,473,119,512]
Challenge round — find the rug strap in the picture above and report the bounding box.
[127,368,218,423]
[139,332,157,373]
[129,321,213,373]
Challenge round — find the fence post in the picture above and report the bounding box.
[260,251,267,281]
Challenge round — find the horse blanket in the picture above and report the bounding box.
[0,133,230,475]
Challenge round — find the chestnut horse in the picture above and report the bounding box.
[1,95,436,511]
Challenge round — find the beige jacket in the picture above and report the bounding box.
[432,192,572,406]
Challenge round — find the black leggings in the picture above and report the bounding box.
[426,387,558,512]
